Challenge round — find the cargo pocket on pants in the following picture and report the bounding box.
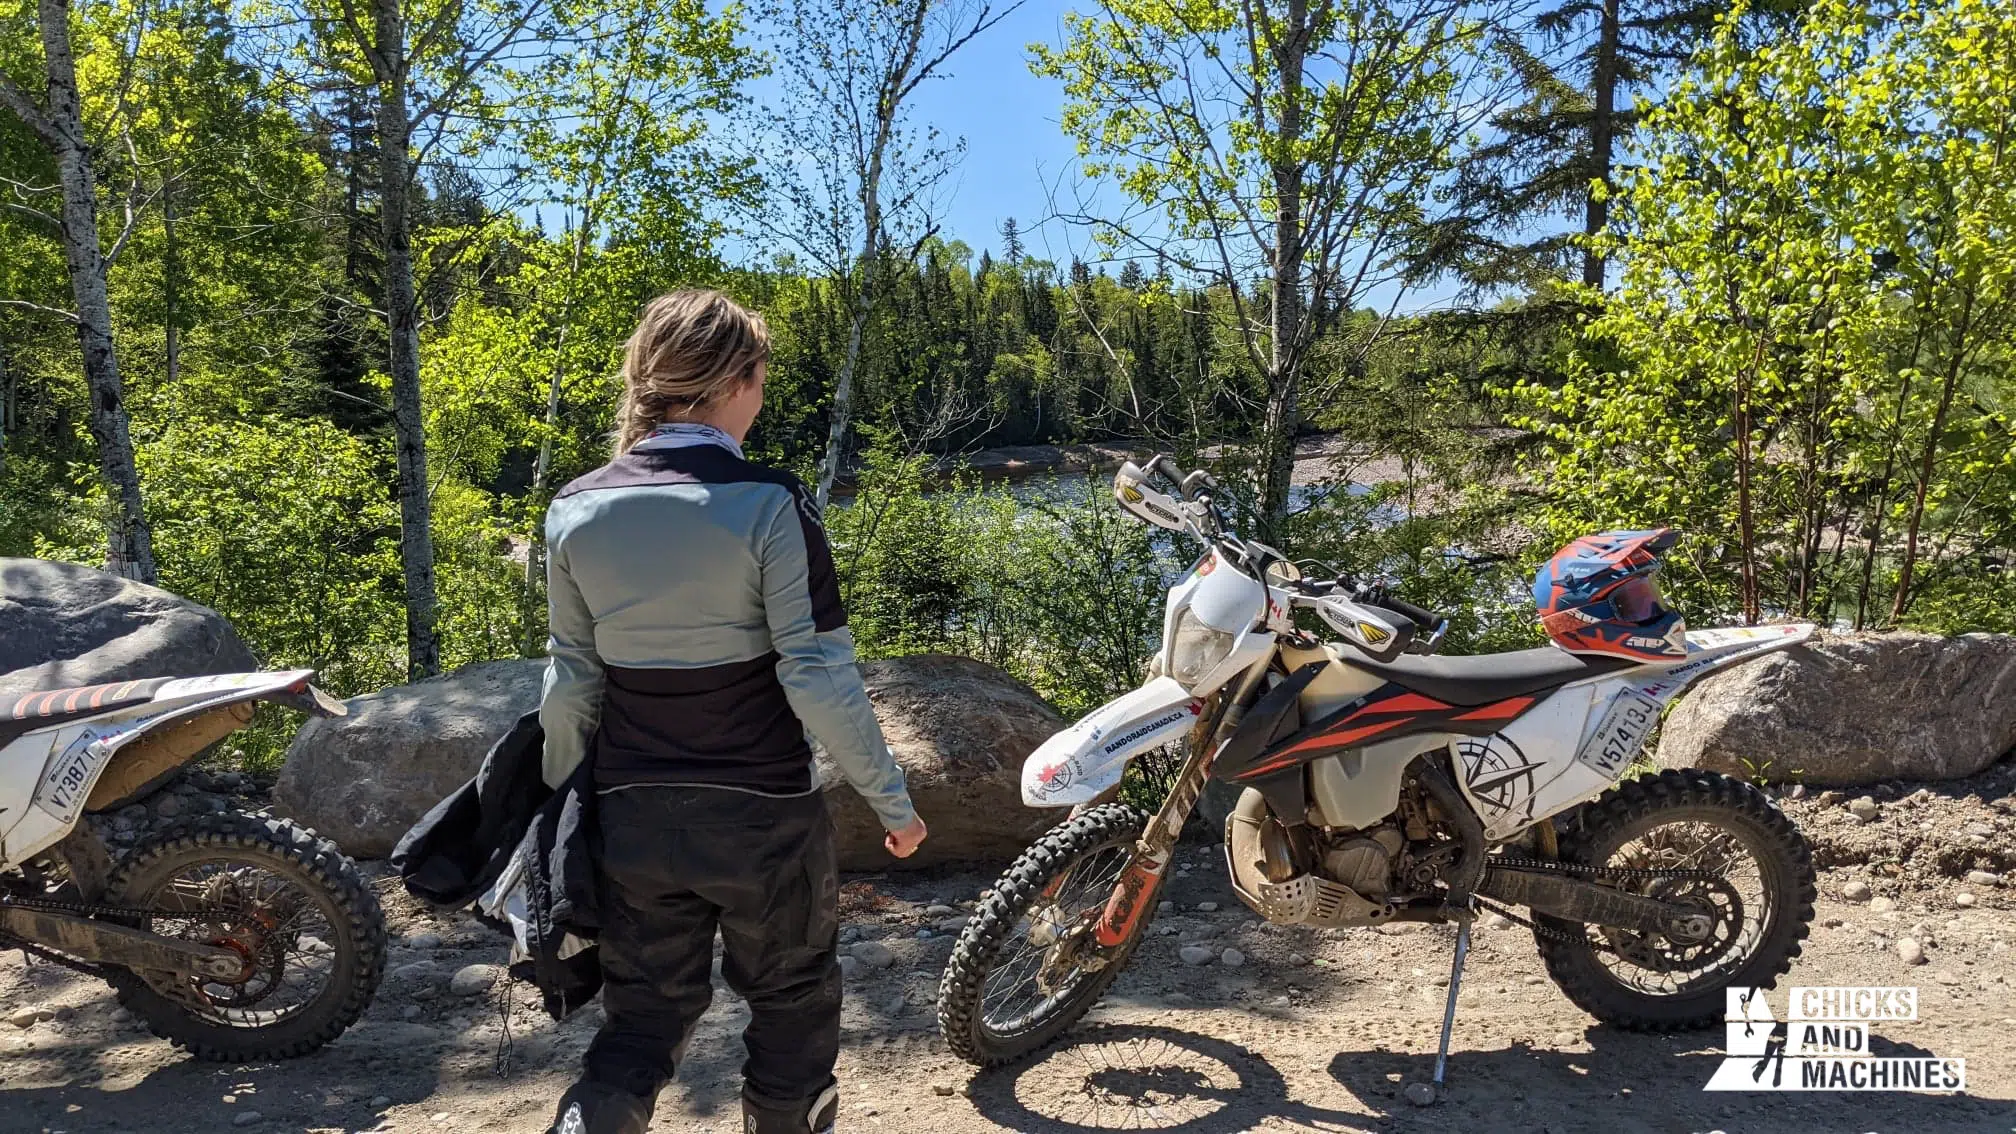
[802,813,838,948]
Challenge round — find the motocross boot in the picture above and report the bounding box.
[548,1081,652,1134]
[742,1082,839,1134]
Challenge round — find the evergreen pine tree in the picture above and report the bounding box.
[999,216,1024,263]
[1453,0,1803,291]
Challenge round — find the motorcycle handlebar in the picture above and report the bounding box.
[1374,592,1445,632]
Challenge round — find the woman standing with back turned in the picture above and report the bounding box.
[538,290,928,1134]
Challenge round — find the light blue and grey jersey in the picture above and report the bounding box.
[537,442,915,831]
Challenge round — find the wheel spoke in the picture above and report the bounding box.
[130,853,342,1024]
[977,838,1135,1038]
[1590,816,1776,996]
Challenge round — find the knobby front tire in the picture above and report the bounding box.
[938,804,1152,1066]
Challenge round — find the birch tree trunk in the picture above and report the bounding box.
[163,174,180,386]
[1258,0,1308,534]
[0,338,14,485]
[816,217,881,511]
[5,0,158,581]
[1890,288,1976,622]
[522,211,593,655]
[812,40,901,512]
[370,0,441,679]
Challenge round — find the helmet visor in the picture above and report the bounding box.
[1611,574,1664,623]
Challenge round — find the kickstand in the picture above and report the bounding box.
[1430,919,1472,1088]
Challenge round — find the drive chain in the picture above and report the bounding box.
[0,890,182,923]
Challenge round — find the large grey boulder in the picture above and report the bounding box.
[820,654,1064,870]
[1659,631,2016,786]
[278,652,1064,867]
[0,557,257,694]
[276,660,543,857]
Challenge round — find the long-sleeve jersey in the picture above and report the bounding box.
[537,442,915,831]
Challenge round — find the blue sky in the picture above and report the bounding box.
[730,1,1475,312]
[728,2,1092,268]
[898,3,1089,264]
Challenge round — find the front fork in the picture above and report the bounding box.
[1085,657,1274,949]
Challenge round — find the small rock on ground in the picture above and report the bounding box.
[853,941,896,968]
[1869,896,1897,914]
[1965,870,2002,887]
[1180,946,1214,966]
[1841,880,1872,902]
[1956,892,1977,908]
[449,964,500,997]
[231,1111,264,1127]
[1220,948,1246,968]
[1898,938,1927,966]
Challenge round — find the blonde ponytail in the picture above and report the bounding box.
[613,290,771,457]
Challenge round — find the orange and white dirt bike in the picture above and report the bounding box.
[0,670,386,1060]
[936,455,1817,1093]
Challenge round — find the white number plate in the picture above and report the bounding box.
[40,738,101,823]
[1576,691,1661,778]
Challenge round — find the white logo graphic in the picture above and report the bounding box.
[1704,986,1965,1092]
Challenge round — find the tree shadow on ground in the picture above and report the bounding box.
[0,1029,447,1133]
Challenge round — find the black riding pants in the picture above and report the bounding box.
[579,784,841,1120]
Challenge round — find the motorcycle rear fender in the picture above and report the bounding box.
[1628,623,1816,701]
[1021,677,1204,807]
[0,670,331,868]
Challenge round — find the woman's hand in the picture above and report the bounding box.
[884,817,928,859]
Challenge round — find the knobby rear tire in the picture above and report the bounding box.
[106,811,388,1062]
[1535,768,1815,1031]
[938,804,1150,1066]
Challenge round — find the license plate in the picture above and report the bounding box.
[1576,691,1661,778]
[41,738,101,822]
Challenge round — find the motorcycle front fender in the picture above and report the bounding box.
[1021,677,1203,808]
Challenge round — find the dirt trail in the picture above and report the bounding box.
[4,778,2014,1134]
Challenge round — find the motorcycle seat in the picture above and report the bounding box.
[0,678,170,747]
[1337,646,1639,707]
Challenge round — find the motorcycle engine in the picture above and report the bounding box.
[1319,824,1406,899]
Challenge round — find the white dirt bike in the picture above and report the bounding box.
[937,455,1818,1089]
[0,669,386,1060]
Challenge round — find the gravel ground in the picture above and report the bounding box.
[3,762,2013,1134]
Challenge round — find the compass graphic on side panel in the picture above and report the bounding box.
[1454,734,1545,826]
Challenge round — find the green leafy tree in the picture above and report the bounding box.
[1511,0,2016,629]
[1035,0,1510,536]
[745,0,1018,508]
[0,0,156,578]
